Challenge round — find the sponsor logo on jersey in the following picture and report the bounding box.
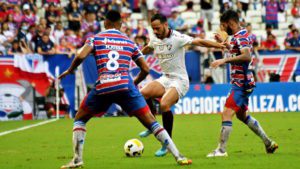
[156,54,174,59]
[167,44,172,51]
[99,73,122,84]
[103,38,128,44]
[105,45,124,50]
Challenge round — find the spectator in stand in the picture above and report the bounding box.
[246,23,259,48]
[26,24,36,42]
[291,0,300,29]
[16,22,28,42]
[7,15,17,33]
[53,21,64,45]
[262,24,276,41]
[0,2,14,23]
[284,24,296,45]
[8,39,31,54]
[55,38,75,58]
[63,28,77,48]
[264,0,283,29]
[145,0,156,23]
[45,3,60,26]
[186,1,194,11]
[200,0,213,31]
[168,10,187,32]
[220,0,233,14]
[37,33,55,55]
[0,30,8,54]
[237,9,246,27]
[22,3,37,26]
[154,0,179,18]
[13,5,23,28]
[83,0,100,20]
[66,0,82,32]
[31,24,44,51]
[189,19,205,37]
[134,35,147,49]
[24,0,38,14]
[45,25,56,43]
[131,19,149,39]
[258,33,280,51]
[285,29,300,51]
[81,12,100,35]
[39,17,48,30]
[1,22,15,43]
[7,0,22,6]
[237,0,250,16]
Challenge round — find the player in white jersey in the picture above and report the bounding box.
[138,13,225,157]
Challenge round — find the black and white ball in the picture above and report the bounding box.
[124,139,144,157]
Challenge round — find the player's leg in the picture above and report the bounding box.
[207,88,240,157]
[61,90,109,169]
[122,95,191,165]
[139,81,165,137]
[236,99,278,153]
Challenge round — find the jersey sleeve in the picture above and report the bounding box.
[177,33,194,47]
[236,36,251,49]
[132,44,143,61]
[85,37,95,47]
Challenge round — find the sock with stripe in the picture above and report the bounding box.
[162,110,173,138]
[244,115,271,146]
[150,121,180,158]
[72,120,86,162]
[218,121,232,153]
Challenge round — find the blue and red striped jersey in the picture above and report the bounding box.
[229,28,255,89]
[85,29,143,95]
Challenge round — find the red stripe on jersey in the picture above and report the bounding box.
[100,42,135,48]
[100,33,129,39]
[232,65,244,71]
[232,74,245,79]
[96,88,128,95]
[98,67,129,73]
[94,40,103,45]
[96,79,129,89]
[240,41,249,45]
[96,59,130,65]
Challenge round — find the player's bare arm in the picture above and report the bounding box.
[210,47,251,68]
[191,38,225,49]
[58,44,93,79]
[134,57,150,86]
[141,45,154,55]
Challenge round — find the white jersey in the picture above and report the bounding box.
[148,30,193,81]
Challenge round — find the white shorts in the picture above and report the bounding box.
[201,9,213,21]
[155,75,189,98]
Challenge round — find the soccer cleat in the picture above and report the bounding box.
[60,158,84,169]
[206,149,228,157]
[155,145,168,157]
[176,155,192,165]
[139,130,152,138]
[266,141,278,154]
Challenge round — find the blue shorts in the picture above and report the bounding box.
[80,88,149,117]
[224,84,253,113]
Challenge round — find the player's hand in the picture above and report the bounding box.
[214,33,224,43]
[210,58,226,69]
[58,69,72,80]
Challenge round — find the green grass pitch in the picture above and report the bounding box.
[0,113,299,169]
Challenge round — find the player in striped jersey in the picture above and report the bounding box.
[138,13,225,157]
[59,10,192,168]
[207,10,278,157]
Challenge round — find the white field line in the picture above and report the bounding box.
[0,119,58,137]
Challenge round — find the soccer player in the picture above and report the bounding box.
[138,13,225,157]
[59,10,192,168]
[207,10,278,157]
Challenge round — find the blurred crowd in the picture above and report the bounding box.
[0,0,299,57]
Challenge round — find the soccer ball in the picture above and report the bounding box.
[124,139,144,157]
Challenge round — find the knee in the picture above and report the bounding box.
[141,90,150,100]
[160,102,170,112]
[222,108,235,121]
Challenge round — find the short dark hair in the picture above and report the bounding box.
[220,10,239,23]
[105,10,121,23]
[151,13,167,23]
[266,24,272,29]
[292,29,299,34]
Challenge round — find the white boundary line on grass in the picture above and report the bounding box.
[0,119,59,137]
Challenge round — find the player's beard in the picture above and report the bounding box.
[226,27,233,36]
